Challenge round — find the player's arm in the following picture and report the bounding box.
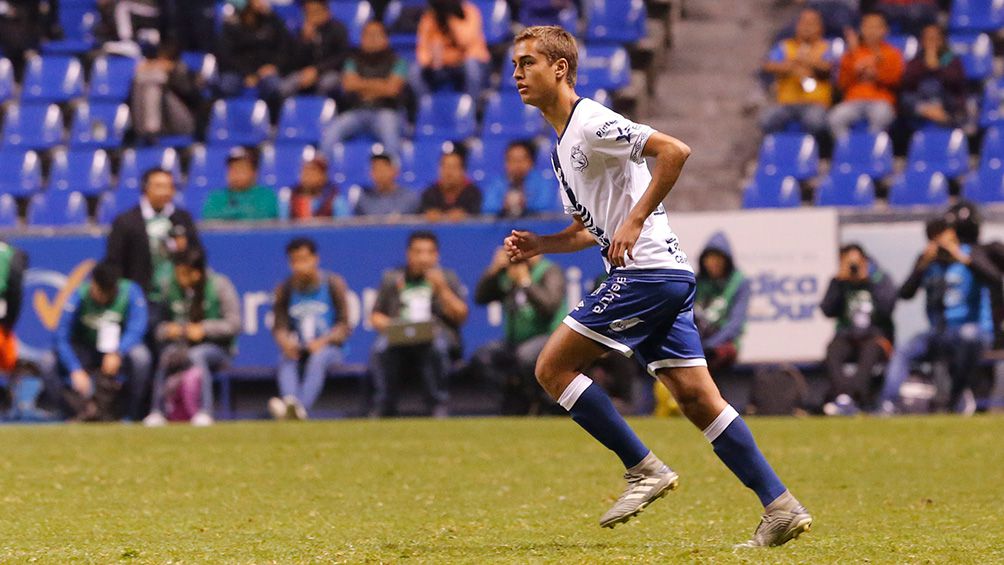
[505,217,596,262]
[607,131,691,267]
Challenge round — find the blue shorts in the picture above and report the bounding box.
[564,269,707,376]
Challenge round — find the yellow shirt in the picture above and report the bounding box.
[775,39,833,107]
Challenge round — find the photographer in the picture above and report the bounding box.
[820,244,897,415]
[880,219,1001,414]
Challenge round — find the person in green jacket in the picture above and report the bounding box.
[695,232,751,372]
[202,146,279,221]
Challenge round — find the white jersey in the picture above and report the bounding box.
[551,97,693,274]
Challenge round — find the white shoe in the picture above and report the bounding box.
[268,397,287,420]
[143,411,167,427]
[191,411,214,427]
[284,395,308,421]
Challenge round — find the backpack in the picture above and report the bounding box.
[748,364,808,416]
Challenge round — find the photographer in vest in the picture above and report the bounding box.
[694,233,751,372]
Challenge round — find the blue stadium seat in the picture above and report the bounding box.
[415,93,477,141]
[467,137,508,184]
[22,55,85,103]
[979,78,1004,128]
[383,0,426,50]
[948,33,993,80]
[69,101,129,149]
[50,148,112,195]
[95,189,143,224]
[742,171,801,209]
[579,87,611,108]
[277,96,337,145]
[186,145,234,195]
[331,0,375,46]
[963,161,1004,203]
[888,168,949,207]
[577,44,631,91]
[270,0,304,31]
[482,92,545,141]
[584,0,646,44]
[906,126,969,178]
[27,191,90,226]
[43,2,98,54]
[535,137,556,181]
[949,0,1004,33]
[756,133,820,180]
[886,35,918,61]
[400,139,455,189]
[118,147,182,191]
[519,2,578,29]
[0,103,64,150]
[832,131,893,179]
[980,125,1004,165]
[331,140,380,188]
[815,171,876,208]
[0,150,44,196]
[89,56,137,101]
[207,98,271,146]
[472,0,513,46]
[261,144,315,188]
[181,51,218,84]
[0,58,14,104]
[0,194,19,228]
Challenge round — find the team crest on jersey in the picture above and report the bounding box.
[609,317,643,332]
[571,144,589,171]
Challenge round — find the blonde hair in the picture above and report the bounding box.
[514,26,578,87]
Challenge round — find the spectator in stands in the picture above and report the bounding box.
[354,152,421,218]
[215,0,290,104]
[96,0,162,58]
[270,238,351,420]
[881,219,1000,415]
[694,233,750,373]
[163,0,217,52]
[144,247,240,427]
[289,156,351,220]
[130,40,201,145]
[874,0,938,36]
[369,231,468,417]
[759,9,833,137]
[828,12,905,140]
[471,248,565,414]
[280,0,349,99]
[482,140,557,218]
[324,21,408,158]
[900,24,966,129]
[0,0,47,79]
[54,260,151,421]
[202,146,279,222]
[419,146,483,221]
[820,243,897,416]
[412,0,490,102]
[0,241,26,376]
[107,167,202,310]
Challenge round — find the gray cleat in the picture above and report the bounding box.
[599,453,679,528]
[736,503,813,548]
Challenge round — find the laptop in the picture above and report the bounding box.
[385,320,437,346]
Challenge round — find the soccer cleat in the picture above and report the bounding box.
[599,453,679,528]
[736,503,813,548]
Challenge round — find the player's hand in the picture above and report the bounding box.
[504,230,541,262]
[71,370,92,397]
[101,353,122,377]
[608,219,643,268]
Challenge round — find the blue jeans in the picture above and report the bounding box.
[760,103,829,136]
[369,334,451,416]
[410,59,486,102]
[882,325,990,407]
[828,100,895,140]
[215,72,282,103]
[277,345,343,410]
[323,108,403,158]
[152,343,230,414]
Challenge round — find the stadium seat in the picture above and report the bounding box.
[0,58,14,104]
[207,98,271,146]
[815,171,876,208]
[0,103,64,150]
[21,54,85,103]
[888,168,949,207]
[742,171,801,209]
[519,2,578,29]
[0,150,44,196]
[270,0,304,31]
[118,147,182,191]
[261,144,315,188]
[186,145,235,195]
[577,44,631,91]
[89,56,137,101]
[0,194,19,228]
[43,1,98,54]
[26,191,90,226]
[414,93,477,141]
[400,139,454,189]
[535,137,556,181]
[886,35,918,61]
[962,162,1004,203]
[69,101,129,150]
[383,0,426,50]
[330,140,379,188]
[949,0,1004,33]
[49,148,112,195]
[467,137,508,184]
[832,131,893,179]
[181,52,218,84]
[756,133,820,180]
[331,1,375,46]
[906,127,969,178]
[482,92,545,141]
[471,0,513,46]
[948,33,993,80]
[95,189,143,224]
[277,96,337,145]
[584,0,646,44]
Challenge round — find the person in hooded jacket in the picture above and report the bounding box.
[694,233,751,372]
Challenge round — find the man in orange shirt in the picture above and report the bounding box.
[760,9,833,137]
[828,12,905,140]
[411,0,491,102]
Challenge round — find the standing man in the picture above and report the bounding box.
[503,26,811,545]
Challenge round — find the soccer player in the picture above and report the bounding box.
[503,26,812,547]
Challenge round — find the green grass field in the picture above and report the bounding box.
[2,416,1002,564]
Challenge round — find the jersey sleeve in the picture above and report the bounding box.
[581,110,655,165]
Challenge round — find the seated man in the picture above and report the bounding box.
[820,244,897,415]
[471,248,565,414]
[280,0,349,99]
[419,147,482,221]
[145,248,241,427]
[130,40,200,144]
[289,156,351,220]
[881,219,1001,415]
[202,147,279,222]
[482,140,557,218]
[412,0,489,102]
[369,231,468,417]
[354,152,420,218]
[54,261,151,421]
[270,238,351,420]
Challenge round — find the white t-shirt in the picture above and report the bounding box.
[551,97,693,274]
